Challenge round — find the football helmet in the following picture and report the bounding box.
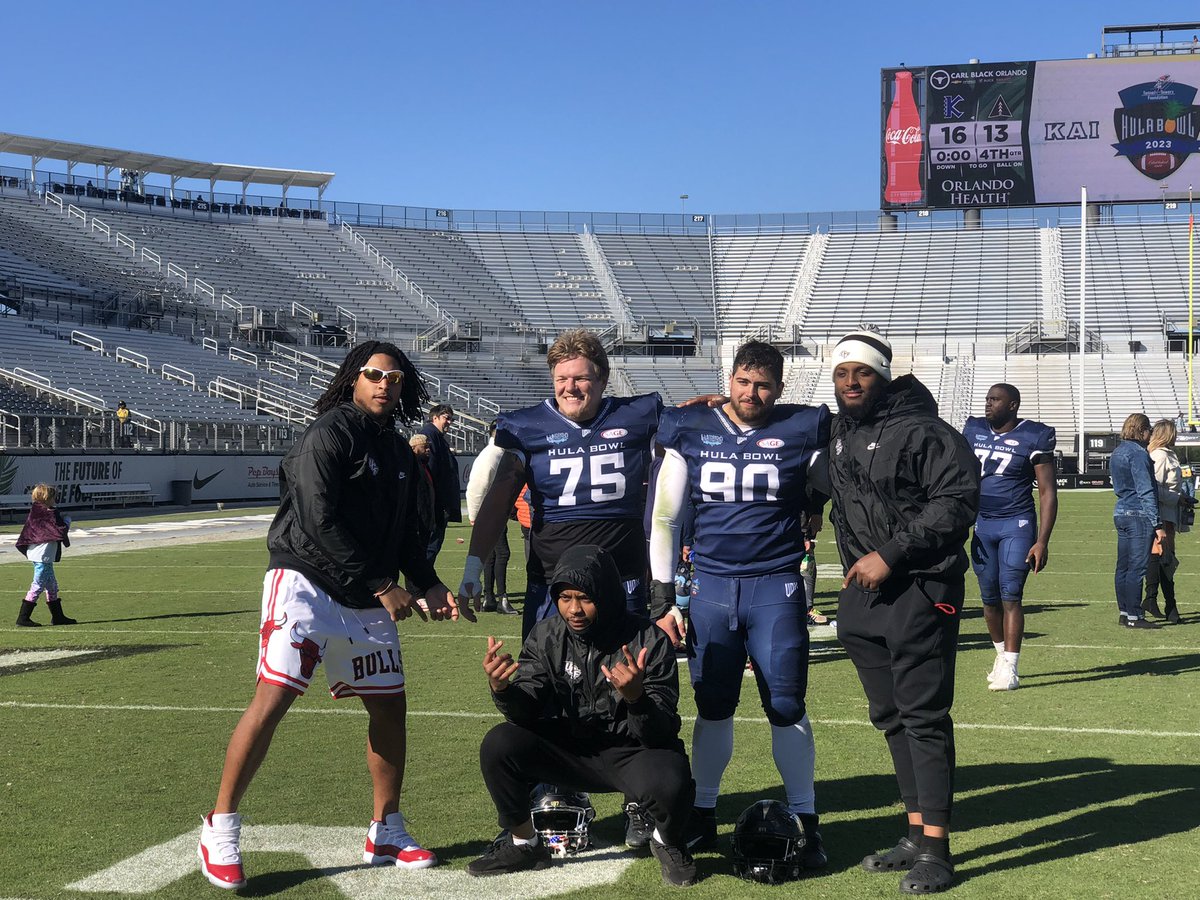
[731,800,806,884]
[530,785,596,856]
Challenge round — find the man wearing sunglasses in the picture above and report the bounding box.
[419,404,462,565]
[199,341,468,891]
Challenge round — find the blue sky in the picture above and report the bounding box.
[6,1,1200,214]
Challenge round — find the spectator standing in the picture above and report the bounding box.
[1143,419,1193,624]
[408,434,437,556]
[826,331,980,895]
[15,484,75,626]
[420,404,462,563]
[1109,413,1165,630]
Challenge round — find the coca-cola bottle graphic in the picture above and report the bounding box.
[884,70,924,205]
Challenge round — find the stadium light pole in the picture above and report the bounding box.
[1190,184,1195,426]
[680,194,689,215]
[1078,186,1087,473]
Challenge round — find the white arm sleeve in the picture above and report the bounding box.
[649,448,689,583]
[465,442,511,521]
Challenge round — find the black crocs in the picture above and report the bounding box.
[861,836,920,872]
[899,852,955,894]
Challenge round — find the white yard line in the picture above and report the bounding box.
[3,700,1198,739]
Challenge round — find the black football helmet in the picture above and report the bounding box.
[530,785,596,856]
[731,799,806,884]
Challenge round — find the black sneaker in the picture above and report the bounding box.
[796,813,828,870]
[861,836,920,872]
[1123,616,1161,630]
[683,807,717,851]
[899,852,955,894]
[624,801,653,849]
[466,837,552,877]
[650,838,698,887]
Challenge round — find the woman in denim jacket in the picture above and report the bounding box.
[1109,414,1166,629]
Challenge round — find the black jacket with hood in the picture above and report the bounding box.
[267,401,439,609]
[492,544,684,753]
[828,374,980,581]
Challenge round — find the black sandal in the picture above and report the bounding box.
[861,836,920,872]
[899,852,955,894]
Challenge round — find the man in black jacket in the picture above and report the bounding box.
[419,403,462,561]
[826,331,980,896]
[199,341,469,892]
[468,544,698,887]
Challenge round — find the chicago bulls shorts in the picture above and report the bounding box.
[256,569,405,699]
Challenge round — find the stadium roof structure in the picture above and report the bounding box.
[0,131,335,200]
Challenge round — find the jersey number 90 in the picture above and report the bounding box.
[700,461,780,502]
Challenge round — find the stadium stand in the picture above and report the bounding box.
[2,152,1197,462]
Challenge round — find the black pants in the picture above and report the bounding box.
[480,720,695,845]
[1143,550,1177,608]
[837,576,961,828]
[484,527,511,600]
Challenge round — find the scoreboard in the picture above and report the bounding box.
[881,56,1200,209]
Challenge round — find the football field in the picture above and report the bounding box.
[1,492,1198,899]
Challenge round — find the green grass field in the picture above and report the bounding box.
[1,492,1198,899]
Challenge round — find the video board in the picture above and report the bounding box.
[881,56,1200,209]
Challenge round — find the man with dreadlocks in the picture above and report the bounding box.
[199,341,469,891]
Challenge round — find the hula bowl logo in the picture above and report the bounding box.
[757,438,785,449]
[600,428,628,439]
[1112,75,1200,179]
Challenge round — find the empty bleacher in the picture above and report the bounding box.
[595,233,715,335]
[802,227,1042,340]
[714,232,809,339]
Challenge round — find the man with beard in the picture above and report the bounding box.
[648,340,830,869]
[963,384,1057,691]
[827,331,979,896]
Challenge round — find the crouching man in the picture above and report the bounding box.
[469,544,698,887]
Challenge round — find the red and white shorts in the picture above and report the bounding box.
[256,569,405,699]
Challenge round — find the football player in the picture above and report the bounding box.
[963,384,1057,691]
[648,340,829,868]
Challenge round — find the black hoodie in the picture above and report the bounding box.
[492,544,684,752]
[828,374,980,581]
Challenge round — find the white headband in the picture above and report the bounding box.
[833,332,893,381]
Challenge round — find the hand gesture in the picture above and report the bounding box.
[1026,541,1049,574]
[842,551,892,592]
[677,393,728,408]
[378,584,427,622]
[483,635,518,692]
[425,583,475,622]
[655,607,686,648]
[601,644,649,702]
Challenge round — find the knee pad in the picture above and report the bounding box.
[762,697,806,728]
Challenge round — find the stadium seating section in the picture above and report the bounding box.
[1,183,1193,457]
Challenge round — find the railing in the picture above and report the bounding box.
[90,217,110,241]
[194,278,216,300]
[338,220,456,328]
[202,337,219,353]
[115,347,150,371]
[141,247,161,270]
[67,204,87,225]
[162,363,196,389]
[266,360,298,380]
[70,330,104,353]
[579,226,638,329]
[229,346,259,367]
[115,232,135,253]
[165,262,188,286]
[779,231,828,337]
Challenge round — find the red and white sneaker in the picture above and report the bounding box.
[364,811,437,870]
[198,811,246,890]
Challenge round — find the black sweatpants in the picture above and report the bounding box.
[480,719,695,845]
[483,527,511,599]
[837,575,961,828]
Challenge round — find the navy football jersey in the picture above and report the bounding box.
[496,393,662,579]
[657,402,830,578]
[963,416,1056,520]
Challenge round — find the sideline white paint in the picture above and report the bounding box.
[67,825,633,898]
[4,700,1199,739]
[0,649,100,669]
